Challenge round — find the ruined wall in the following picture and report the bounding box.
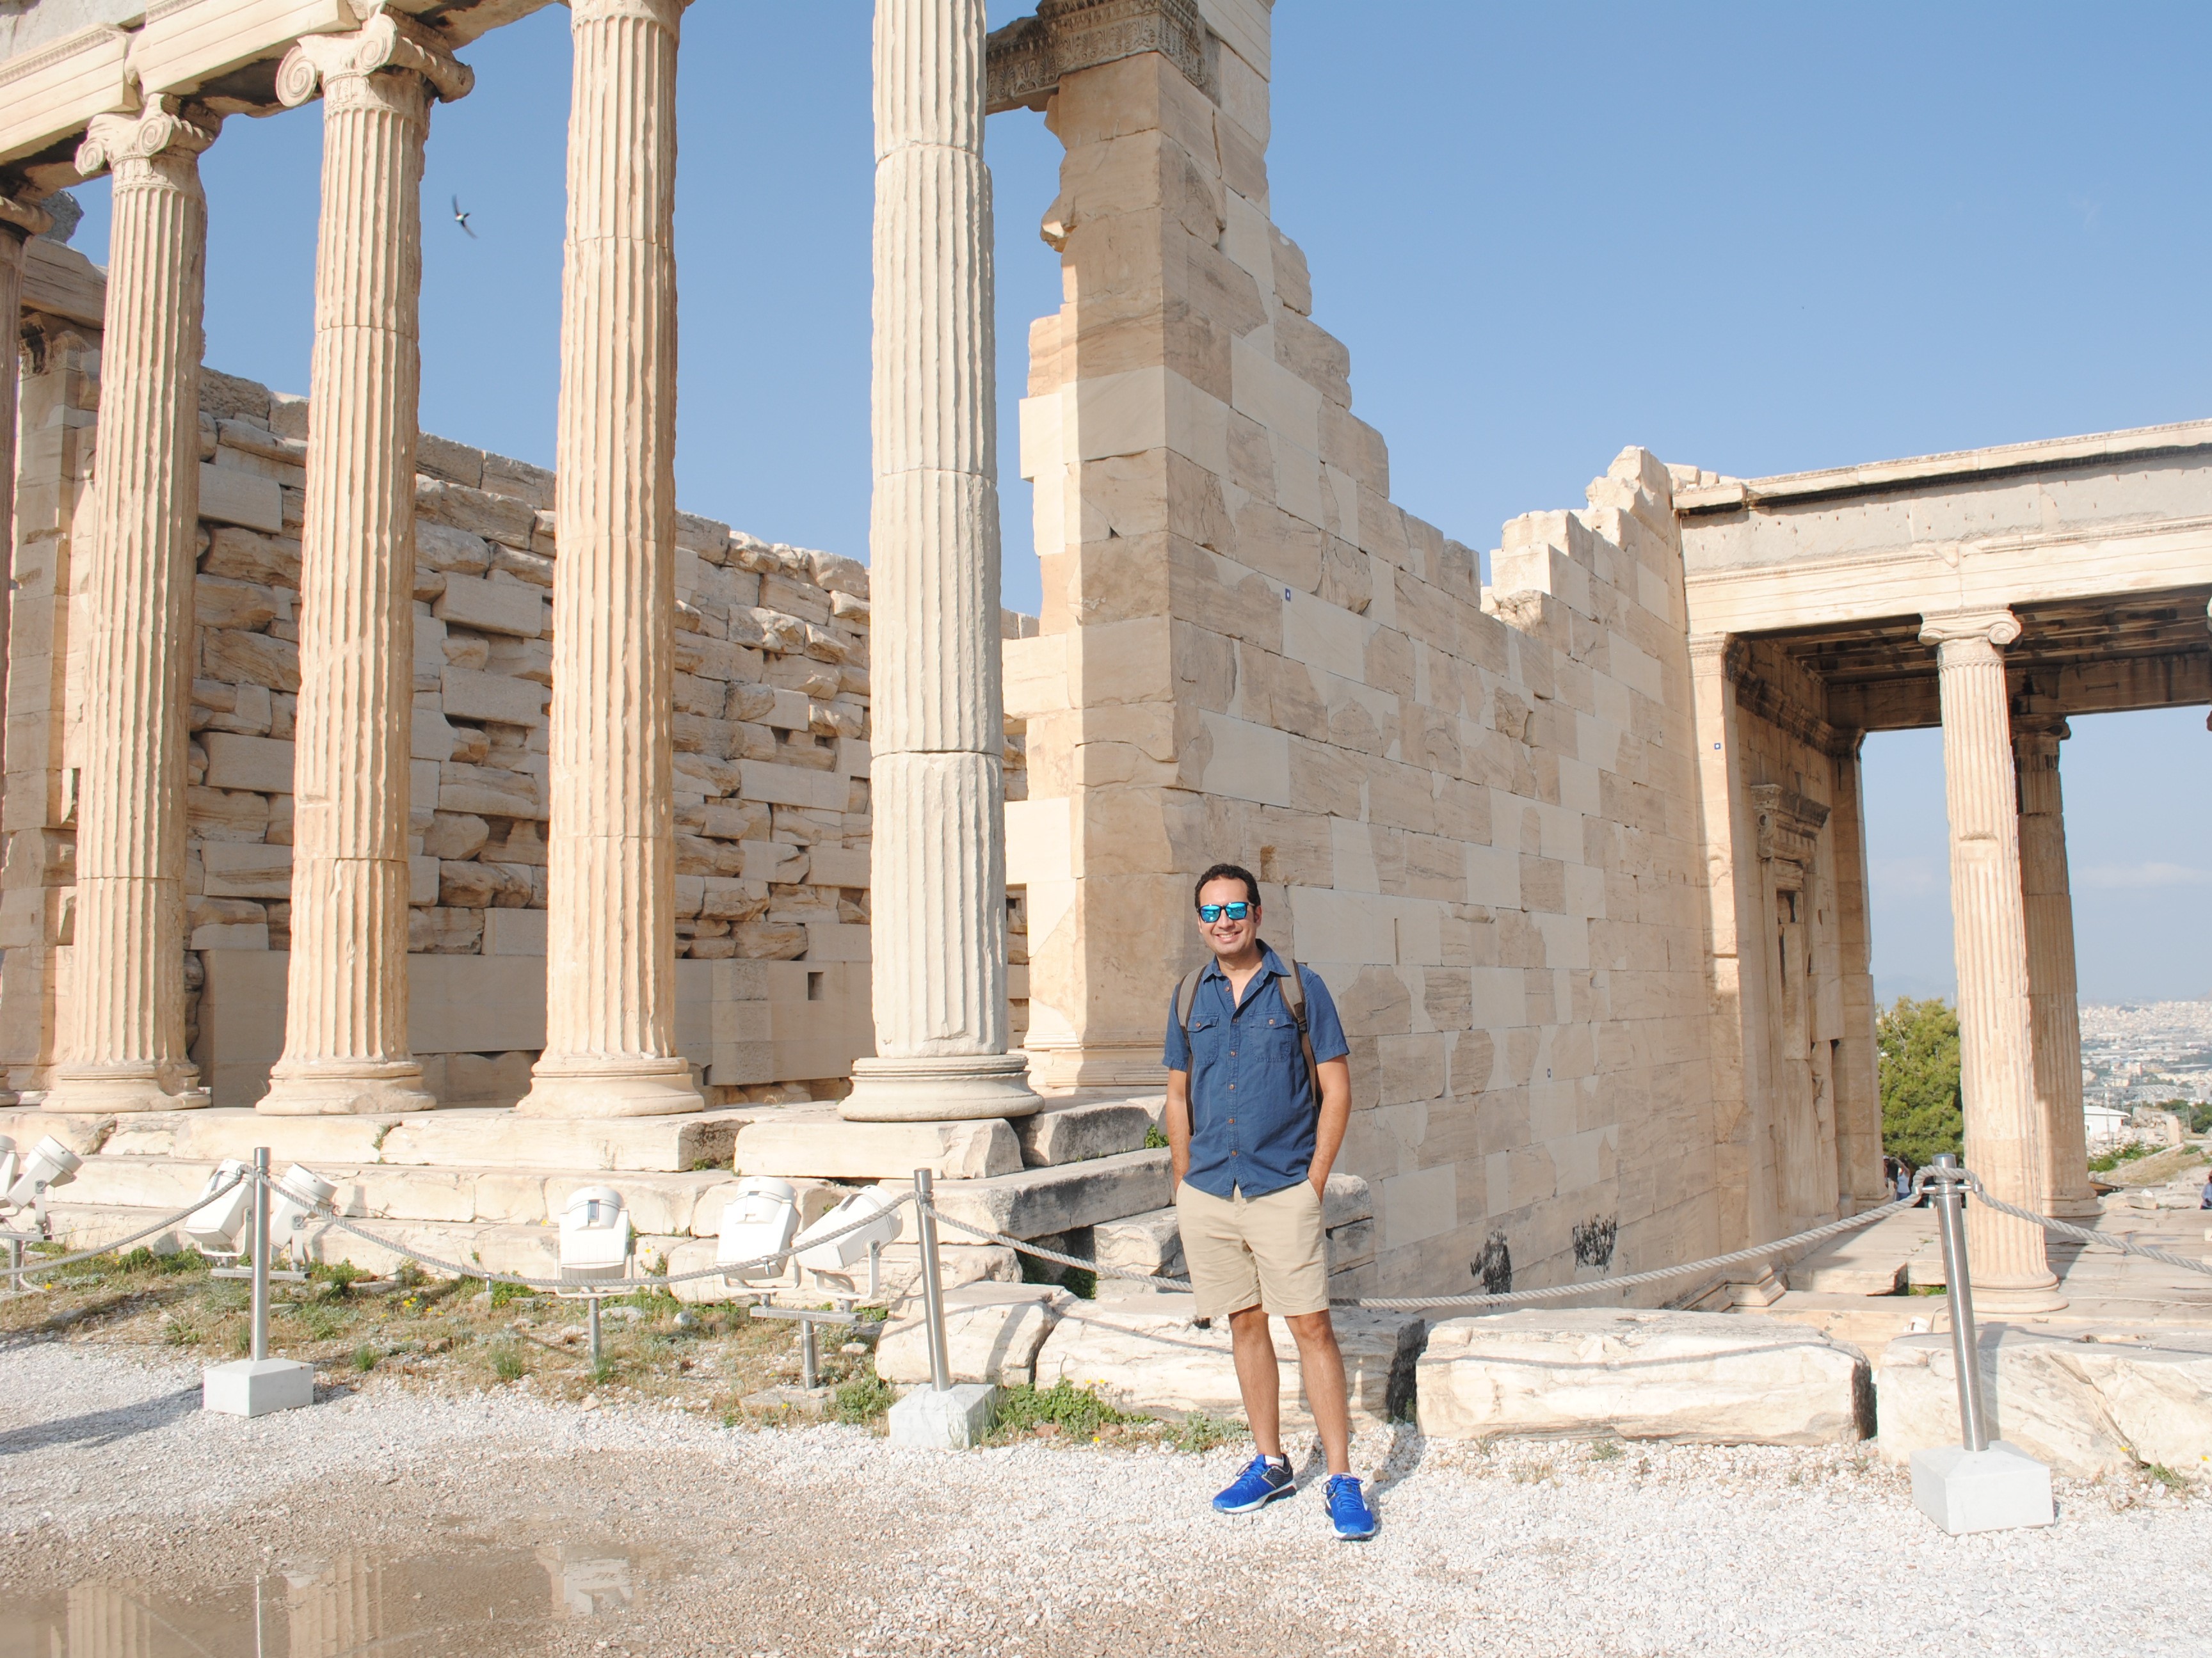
[1002,7,1722,1298]
[3,271,896,1106]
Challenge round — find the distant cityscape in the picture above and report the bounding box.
[2080,998,2212,1117]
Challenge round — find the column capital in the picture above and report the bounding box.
[278,9,474,110]
[0,194,53,241]
[77,98,220,178]
[1685,631,1735,666]
[1919,607,2020,650]
[571,0,687,29]
[2011,713,2070,754]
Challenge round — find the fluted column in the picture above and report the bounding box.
[518,0,700,1117]
[47,101,219,1114]
[2014,718,2098,1217]
[842,0,1036,1122]
[259,11,472,1115]
[1921,609,2062,1309]
[0,196,51,760]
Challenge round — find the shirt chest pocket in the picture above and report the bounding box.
[1185,1015,1228,1064]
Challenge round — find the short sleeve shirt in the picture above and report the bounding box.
[1162,944,1349,1200]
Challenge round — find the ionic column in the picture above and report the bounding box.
[2014,718,2098,1216]
[1920,609,2062,1309]
[47,101,220,1114]
[0,195,51,719]
[841,0,1036,1122]
[518,0,701,1118]
[259,12,472,1116]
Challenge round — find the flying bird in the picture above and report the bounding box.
[452,195,476,238]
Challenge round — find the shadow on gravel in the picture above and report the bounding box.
[0,1387,200,1457]
[1292,1420,1427,1502]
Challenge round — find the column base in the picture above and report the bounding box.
[840,1054,1041,1122]
[1969,1278,2068,1314]
[515,1056,704,1119]
[2044,1195,2104,1220]
[259,1061,435,1117]
[45,1064,207,1113]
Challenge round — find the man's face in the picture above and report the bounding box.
[1196,877,1259,958]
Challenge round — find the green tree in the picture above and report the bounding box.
[1879,996,1963,1170]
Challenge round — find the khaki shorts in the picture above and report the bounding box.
[1174,1178,1327,1320]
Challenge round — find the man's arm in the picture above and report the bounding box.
[1165,1068,1193,1188]
[1308,1056,1350,1197]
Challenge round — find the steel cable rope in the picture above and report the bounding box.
[259,1170,917,1293]
[920,1195,1921,1311]
[1964,1175,2212,1277]
[0,1170,250,1282]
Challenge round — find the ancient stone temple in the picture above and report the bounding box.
[1,0,2206,1308]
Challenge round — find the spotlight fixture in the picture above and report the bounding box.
[557,1186,632,1282]
[0,1135,82,1232]
[268,1165,335,1264]
[184,1158,253,1260]
[716,1177,799,1286]
[794,1185,904,1295]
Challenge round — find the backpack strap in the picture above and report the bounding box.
[1175,967,1206,1037]
[1276,955,1321,1109]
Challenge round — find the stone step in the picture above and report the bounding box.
[52,1154,789,1238]
[1015,1096,1154,1167]
[730,1111,1022,1179]
[927,1149,1172,1241]
[0,1106,757,1174]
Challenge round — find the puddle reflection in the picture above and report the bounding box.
[1,1537,677,1657]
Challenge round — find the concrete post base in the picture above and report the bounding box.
[204,1357,317,1417]
[842,1055,1041,1122]
[1910,1440,2054,1534]
[888,1383,998,1449]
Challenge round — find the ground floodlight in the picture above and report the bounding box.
[269,1165,335,1261]
[794,1185,904,1273]
[184,1158,253,1257]
[558,1186,632,1282]
[717,1176,799,1283]
[0,1137,17,1199]
[3,1135,81,1217]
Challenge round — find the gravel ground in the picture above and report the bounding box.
[3,1340,2208,1658]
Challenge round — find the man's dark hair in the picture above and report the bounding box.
[1194,863,1260,908]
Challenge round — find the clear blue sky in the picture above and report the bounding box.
[54,2,2212,1005]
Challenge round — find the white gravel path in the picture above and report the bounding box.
[3,1341,2206,1657]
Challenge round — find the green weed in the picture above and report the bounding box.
[488,1280,529,1310]
[2140,1462,2189,1494]
[994,1379,1141,1439]
[588,1357,620,1387]
[1168,1412,1246,1455]
[834,1373,895,1426]
[1589,1439,1624,1462]
[489,1341,527,1382]
[162,1320,201,1348]
[1143,1123,1170,1150]
[351,1343,379,1373]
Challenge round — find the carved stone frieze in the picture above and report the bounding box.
[1719,637,1858,760]
[1749,783,1829,869]
[984,0,1212,114]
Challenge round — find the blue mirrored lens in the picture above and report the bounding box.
[1198,902,1251,921]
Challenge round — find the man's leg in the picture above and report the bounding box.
[1285,1310,1353,1476]
[1227,1304,1284,1457]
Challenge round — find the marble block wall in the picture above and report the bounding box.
[1002,15,1722,1298]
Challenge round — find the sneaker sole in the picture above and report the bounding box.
[1333,1522,1377,1541]
[1214,1483,1296,1515]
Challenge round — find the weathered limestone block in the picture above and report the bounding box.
[1034,1298,1424,1425]
[730,1112,1022,1180]
[1016,1097,1152,1167]
[1094,1206,1183,1276]
[1418,1311,1873,1446]
[876,1282,1072,1386]
[1876,1330,2212,1480]
[928,1149,1171,1240]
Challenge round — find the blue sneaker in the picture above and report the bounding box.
[1212,1454,1295,1513]
[1326,1474,1377,1540]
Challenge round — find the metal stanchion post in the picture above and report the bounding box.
[913,1168,952,1392]
[250,1147,272,1364]
[1928,1153,1986,1451]
[1905,1153,2051,1533]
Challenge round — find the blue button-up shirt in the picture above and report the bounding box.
[1162,945,1349,1200]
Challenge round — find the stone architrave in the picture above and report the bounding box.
[258,9,473,1116]
[842,0,1038,1123]
[517,0,703,1119]
[2012,718,2098,1216]
[46,100,220,1114]
[1919,609,2062,1309]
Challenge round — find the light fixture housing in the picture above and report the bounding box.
[269,1165,335,1262]
[183,1158,253,1256]
[794,1186,904,1272]
[716,1176,799,1284]
[2,1135,82,1215]
[557,1186,633,1282]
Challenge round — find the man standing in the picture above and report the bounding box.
[1164,863,1377,1540]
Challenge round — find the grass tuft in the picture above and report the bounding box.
[1589,1439,1624,1462]
[489,1340,527,1382]
[351,1343,379,1374]
[994,1379,1141,1440]
[1168,1412,1246,1455]
[834,1373,895,1426]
